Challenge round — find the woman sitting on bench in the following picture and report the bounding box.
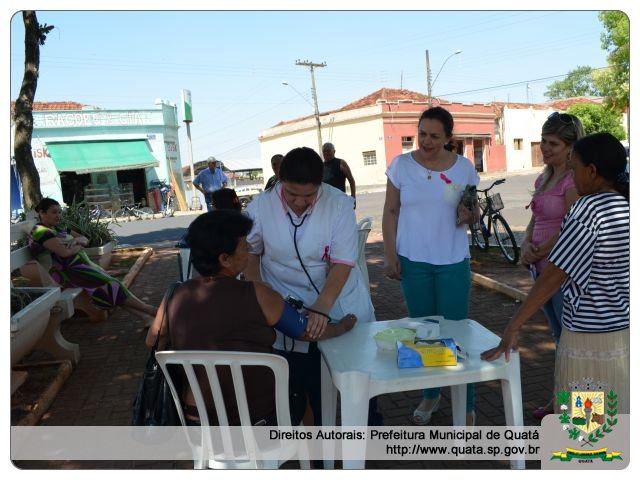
[29,198,157,324]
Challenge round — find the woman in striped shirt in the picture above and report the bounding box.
[482,132,629,414]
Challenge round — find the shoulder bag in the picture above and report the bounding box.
[131,282,181,426]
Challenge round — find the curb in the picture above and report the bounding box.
[114,247,154,288]
[470,272,527,302]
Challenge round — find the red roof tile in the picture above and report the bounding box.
[10,101,89,119]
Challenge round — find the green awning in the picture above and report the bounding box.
[46,140,159,174]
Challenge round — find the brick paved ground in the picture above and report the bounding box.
[14,240,555,470]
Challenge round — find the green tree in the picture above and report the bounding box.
[13,11,54,209]
[544,66,602,99]
[567,103,626,140]
[596,11,629,111]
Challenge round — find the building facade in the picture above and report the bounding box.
[10,99,187,212]
[259,89,506,187]
[258,89,616,187]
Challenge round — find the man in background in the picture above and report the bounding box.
[193,156,229,211]
[265,153,283,190]
[321,142,356,207]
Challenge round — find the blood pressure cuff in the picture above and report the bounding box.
[275,301,308,338]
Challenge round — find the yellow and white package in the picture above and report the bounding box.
[397,338,458,368]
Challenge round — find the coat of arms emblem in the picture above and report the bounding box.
[551,377,622,462]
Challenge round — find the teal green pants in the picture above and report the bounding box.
[399,256,474,412]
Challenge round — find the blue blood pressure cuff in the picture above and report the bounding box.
[275,301,308,338]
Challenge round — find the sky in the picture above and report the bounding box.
[8,9,615,171]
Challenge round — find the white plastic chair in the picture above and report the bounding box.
[155,350,310,469]
[177,248,192,282]
[356,217,372,290]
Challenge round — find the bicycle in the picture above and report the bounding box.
[160,183,175,217]
[89,204,111,220]
[114,200,154,222]
[149,179,176,217]
[470,178,520,264]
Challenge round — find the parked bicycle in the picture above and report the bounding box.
[149,179,176,217]
[160,182,175,217]
[114,200,154,222]
[470,178,519,264]
[89,204,112,220]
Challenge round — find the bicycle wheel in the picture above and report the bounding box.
[139,207,154,220]
[471,221,489,250]
[114,208,130,222]
[492,214,519,264]
[164,199,175,217]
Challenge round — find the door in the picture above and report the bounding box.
[473,140,484,172]
[531,142,543,167]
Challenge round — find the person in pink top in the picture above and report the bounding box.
[520,111,584,419]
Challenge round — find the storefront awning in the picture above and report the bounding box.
[46,140,159,174]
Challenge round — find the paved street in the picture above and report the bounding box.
[113,170,540,249]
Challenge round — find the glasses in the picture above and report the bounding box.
[548,111,578,128]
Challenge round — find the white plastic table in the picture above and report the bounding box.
[318,318,524,469]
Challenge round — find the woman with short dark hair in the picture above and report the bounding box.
[146,209,356,426]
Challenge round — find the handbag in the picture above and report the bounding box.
[131,282,181,426]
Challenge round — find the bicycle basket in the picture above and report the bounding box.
[487,193,504,211]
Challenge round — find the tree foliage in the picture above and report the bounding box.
[567,103,626,140]
[596,11,629,111]
[13,11,54,210]
[543,11,629,114]
[544,66,603,99]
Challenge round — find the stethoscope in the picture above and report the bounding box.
[283,210,337,354]
[286,211,319,295]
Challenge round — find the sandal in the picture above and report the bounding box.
[412,396,441,426]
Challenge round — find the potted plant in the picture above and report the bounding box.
[61,200,117,268]
[11,287,61,366]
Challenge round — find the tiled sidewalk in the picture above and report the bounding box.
[14,242,553,470]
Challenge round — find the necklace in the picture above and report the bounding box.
[426,168,433,180]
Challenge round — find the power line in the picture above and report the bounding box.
[438,65,614,97]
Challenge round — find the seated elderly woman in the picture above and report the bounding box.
[29,197,157,323]
[146,209,356,426]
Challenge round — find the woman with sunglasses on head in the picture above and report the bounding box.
[483,132,629,416]
[520,112,584,420]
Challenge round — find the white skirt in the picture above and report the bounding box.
[554,328,629,414]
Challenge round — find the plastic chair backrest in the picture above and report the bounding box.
[357,217,372,290]
[155,350,302,469]
[177,248,192,282]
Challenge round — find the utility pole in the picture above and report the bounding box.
[296,59,326,154]
[426,49,461,108]
[426,50,433,107]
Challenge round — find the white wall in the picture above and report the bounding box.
[502,107,552,171]
[259,105,388,187]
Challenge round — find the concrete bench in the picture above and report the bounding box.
[10,239,80,366]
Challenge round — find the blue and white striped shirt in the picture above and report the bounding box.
[548,192,629,333]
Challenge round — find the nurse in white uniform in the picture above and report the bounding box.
[245,146,375,426]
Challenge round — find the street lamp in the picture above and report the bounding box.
[282,81,323,154]
[426,49,462,107]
